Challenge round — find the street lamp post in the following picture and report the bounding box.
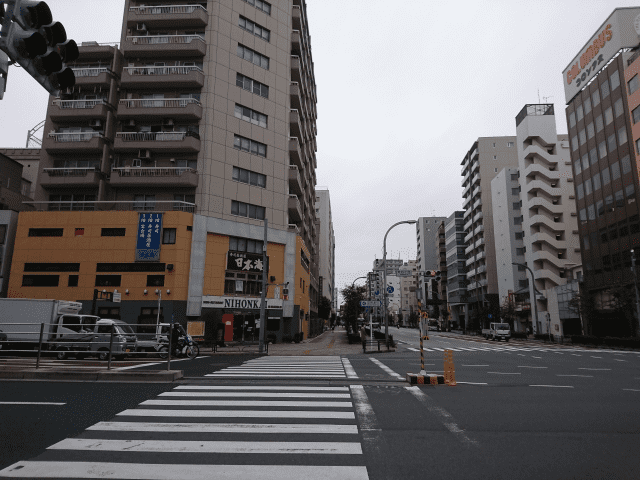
[383,220,417,346]
[512,262,542,337]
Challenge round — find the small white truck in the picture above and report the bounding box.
[482,322,511,342]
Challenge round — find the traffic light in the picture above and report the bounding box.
[0,0,79,97]
[435,270,441,282]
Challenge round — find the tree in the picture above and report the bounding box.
[318,296,331,321]
[340,284,367,333]
[499,296,517,331]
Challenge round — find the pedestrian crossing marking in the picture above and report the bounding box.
[88,422,360,434]
[141,399,354,407]
[159,391,352,398]
[117,409,357,419]
[173,385,350,391]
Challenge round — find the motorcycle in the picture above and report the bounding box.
[157,324,199,359]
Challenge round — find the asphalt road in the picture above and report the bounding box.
[1,332,639,479]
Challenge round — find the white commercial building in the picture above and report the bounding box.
[316,189,336,314]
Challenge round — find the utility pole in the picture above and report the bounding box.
[258,218,268,354]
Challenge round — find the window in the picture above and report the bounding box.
[587,122,595,139]
[626,183,635,197]
[241,0,271,15]
[611,161,620,180]
[581,154,589,171]
[615,189,625,207]
[621,154,631,175]
[21,179,31,196]
[579,209,586,222]
[133,195,155,211]
[576,104,584,121]
[629,74,640,95]
[584,178,592,196]
[571,135,578,151]
[96,263,165,272]
[101,228,126,237]
[95,275,121,287]
[48,193,95,211]
[618,126,628,146]
[233,166,266,188]
[607,133,617,153]
[569,112,576,128]
[614,98,624,118]
[584,97,592,115]
[234,103,267,128]
[162,228,176,245]
[598,141,607,159]
[29,228,63,237]
[605,195,614,212]
[589,148,598,165]
[633,106,640,124]
[577,183,584,200]
[513,202,521,210]
[239,16,270,42]
[513,217,522,225]
[601,80,610,99]
[588,205,595,220]
[22,275,59,287]
[578,129,586,145]
[236,73,269,98]
[237,44,269,70]
[231,200,266,220]
[511,187,519,195]
[515,231,524,240]
[68,275,79,287]
[230,236,264,253]
[516,247,525,256]
[602,167,610,185]
[596,200,604,217]
[592,89,600,106]
[604,106,613,125]
[592,172,601,191]
[507,142,514,147]
[23,263,79,272]
[233,134,267,157]
[574,158,582,175]
[147,275,165,287]
[510,173,518,181]
[595,114,604,132]
[610,70,620,91]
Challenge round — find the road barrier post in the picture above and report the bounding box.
[35,323,45,369]
[107,324,115,370]
[167,325,173,372]
[444,349,457,386]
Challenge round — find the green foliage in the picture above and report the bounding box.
[318,296,332,320]
[340,284,367,333]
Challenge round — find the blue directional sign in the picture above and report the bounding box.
[387,286,394,294]
[375,290,379,296]
[488,314,493,319]
[136,213,163,261]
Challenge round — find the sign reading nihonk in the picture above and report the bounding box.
[136,213,162,261]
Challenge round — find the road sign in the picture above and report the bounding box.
[360,300,381,307]
[397,270,412,277]
[488,314,493,319]
[386,270,398,276]
[374,290,379,296]
[386,286,394,294]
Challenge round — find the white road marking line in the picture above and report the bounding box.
[623,389,640,392]
[578,368,611,371]
[117,362,162,370]
[369,358,403,380]
[205,374,346,378]
[118,409,356,419]
[342,358,358,378]
[88,422,359,434]
[0,462,370,479]
[141,400,353,407]
[487,372,521,375]
[614,359,627,362]
[0,402,66,405]
[591,356,602,359]
[456,382,488,385]
[407,347,420,352]
[350,385,386,457]
[529,385,574,388]
[518,354,526,357]
[518,366,547,369]
[571,354,582,357]
[461,365,489,367]
[173,386,349,391]
[557,375,593,378]
[405,386,478,447]
[159,392,352,398]
[531,356,542,359]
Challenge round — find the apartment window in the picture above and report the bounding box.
[607,133,617,153]
[579,208,586,222]
[633,106,640,124]
[513,202,521,210]
[583,97,592,115]
[233,166,266,188]
[68,275,79,287]
[97,263,165,273]
[610,70,620,91]
[588,205,596,220]
[604,106,613,125]
[147,275,165,287]
[571,135,578,151]
[592,89,601,106]
[234,103,267,128]
[601,80,610,99]
[229,237,264,253]
[596,200,604,217]
[236,73,269,98]
[29,228,63,237]
[24,263,79,272]
[626,183,635,197]
[629,74,640,95]
[598,141,607,159]
[574,158,582,175]
[605,195,614,212]
[95,275,121,287]
[611,161,620,180]
[618,126,628,146]
[589,148,598,165]
[241,0,271,15]
[507,142,514,147]
[22,275,59,287]
[578,129,586,145]
[516,247,525,256]
[162,228,176,245]
[592,172,601,191]
[513,217,522,225]
[569,112,576,128]
[577,183,584,200]
[601,167,610,185]
[233,134,267,157]
[587,122,595,139]
[231,200,265,220]
[595,114,604,132]
[581,154,589,171]
[511,187,519,195]
[237,44,269,70]
[584,178,592,196]
[614,98,624,118]
[101,228,126,237]
[133,195,155,211]
[510,173,518,181]
[515,231,524,240]
[576,104,584,121]
[239,16,270,42]
[621,154,631,175]
[48,193,95,211]
[615,190,624,207]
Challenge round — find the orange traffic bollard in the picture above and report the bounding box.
[444,349,457,386]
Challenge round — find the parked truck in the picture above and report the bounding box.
[482,322,511,341]
[0,298,136,360]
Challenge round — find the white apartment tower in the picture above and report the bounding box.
[315,189,335,313]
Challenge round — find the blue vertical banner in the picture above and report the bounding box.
[136,213,163,261]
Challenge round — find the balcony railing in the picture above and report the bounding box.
[118,98,201,108]
[52,99,107,109]
[129,4,206,14]
[123,65,203,76]
[127,34,204,45]
[111,167,196,177]
[25,200,196,213]
[71,67,110,77]
[48,132,104,142]
[43,167,99,176]
[116,132,188,141]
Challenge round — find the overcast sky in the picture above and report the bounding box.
[0,1,633,306]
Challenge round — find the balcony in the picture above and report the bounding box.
[110,167,198,188]
[292,30,301,54]
[288,223,300,236]
[291,55,302,83]
[473,211,483,223]
[477,264,487,274]
[474,224,484,235]
[466,269,476,279]
[26,200,196,213]
[472,198,482,210]
[472,185,481,197]
[290,82,303,111]
[128,4,208,28]
[71,67,112,86]
[123,35,206,57]
[117,98,202,120]
[464,217,473,231]
[39,167,101,188]
[121,65,205,88]
[288,165,303,195]
[464,243,474,255]
[476,250,486,261]
[289,137,303,170]
[465,256,476,267]
[288,194,302,222]
[114,131,200,153]
[44,132,105,153]
[475,237,485,249]
[49,99,109,122]
[463,208,472,220]
[290,109,304,141]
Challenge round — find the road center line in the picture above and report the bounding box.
[529,385,574,388]
[406,386,478,447]
[518,366,547,369]
[487,372,521,375]
[578,368,611,371]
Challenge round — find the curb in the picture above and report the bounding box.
[406,373,445,385]
[0,369,183,383]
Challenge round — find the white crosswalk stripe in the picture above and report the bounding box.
[0,357,369,479]
[206,355,348,378]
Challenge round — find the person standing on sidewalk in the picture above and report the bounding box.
[360,324,367,352]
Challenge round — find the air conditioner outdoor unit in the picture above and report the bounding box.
[126,119,136,127]
[169,158,176,163]
[132,159,142,167]
[136,23,147,31]
[139,149,151,159]
[89,119,103,129]
[162,118,174,126]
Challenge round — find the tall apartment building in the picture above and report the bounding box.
[415,216,446,307]
[461,137,518,323]
[491,167,529,332]
[563,7,640,337]
[10,0,320,341]
[372,258,403,319]
[399,260,419,323]
[315,188,335,313]
[444,211,467,329]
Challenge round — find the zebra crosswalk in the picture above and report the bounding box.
[404,343,640,355]
[205,355,350,378]
[0,382,370,479]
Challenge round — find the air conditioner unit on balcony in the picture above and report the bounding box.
[132,159,142,167]
[139,149,151,159]
[136,23,147,31]
[126,119,136,127]
[162,118,174,126]
[89,119,103,129]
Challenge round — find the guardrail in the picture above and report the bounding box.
[52,99,107,109]
[123,65,203,76]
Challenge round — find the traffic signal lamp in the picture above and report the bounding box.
[0,0,79,96]
[435,270,441,282]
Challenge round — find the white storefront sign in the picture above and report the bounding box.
[202,295,283,310]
